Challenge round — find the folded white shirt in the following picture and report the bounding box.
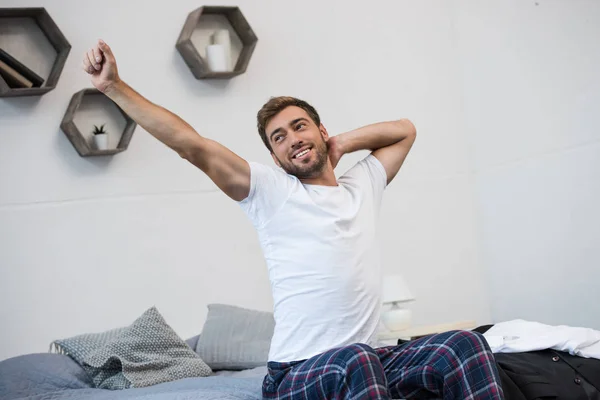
[483,319,600,360]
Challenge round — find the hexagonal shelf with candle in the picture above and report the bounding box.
[176,6,258,79]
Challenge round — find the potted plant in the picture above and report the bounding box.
[92,124,108,150]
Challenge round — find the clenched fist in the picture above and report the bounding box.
[82,39,120,93]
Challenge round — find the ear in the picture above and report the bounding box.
[271,152,281,168]
[320,123,330,141]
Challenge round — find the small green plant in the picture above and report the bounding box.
[92,124,106,135]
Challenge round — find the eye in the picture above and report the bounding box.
[296,123,307,130]
[274,135,283,143]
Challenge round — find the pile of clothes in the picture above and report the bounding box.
[476,320,600,400]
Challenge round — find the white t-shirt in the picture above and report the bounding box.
[237,154,388,362]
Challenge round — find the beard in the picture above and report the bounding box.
[276,137,329,179]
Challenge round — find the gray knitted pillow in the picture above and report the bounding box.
[52,306,212,389]
[195,304,275,370]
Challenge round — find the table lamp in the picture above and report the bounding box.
[381,274,415,331]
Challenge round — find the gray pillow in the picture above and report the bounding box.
[185,334,200,350]
[0,353,93,398]
[52,306,212,389]
[195,304,275,370]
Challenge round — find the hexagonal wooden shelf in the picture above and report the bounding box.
[0,7,71,97]
[176,6,257,79]
[60,88,137,157]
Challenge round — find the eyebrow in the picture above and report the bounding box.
[269,118,309,142]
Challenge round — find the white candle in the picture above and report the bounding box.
[211,29,232,70]
[206,44,227,72]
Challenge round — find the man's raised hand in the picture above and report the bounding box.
[82,39,121,93]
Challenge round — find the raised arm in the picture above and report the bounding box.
[329,119,416,185]
[82,39,250,201]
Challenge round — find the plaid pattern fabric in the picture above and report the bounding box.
[263,330,504,400]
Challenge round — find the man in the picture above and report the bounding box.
[82,40,504,399]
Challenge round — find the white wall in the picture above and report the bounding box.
[454,0,600,329]
[0,0,491,361]
[4,0,599,362]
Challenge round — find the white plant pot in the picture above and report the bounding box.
[93,133,108,150]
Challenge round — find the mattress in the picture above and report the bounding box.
[0,352,265,400]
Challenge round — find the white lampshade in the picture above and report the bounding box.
[382,274,415,304]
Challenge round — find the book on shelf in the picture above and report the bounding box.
[0,48,45,88]
[0,60,34,88]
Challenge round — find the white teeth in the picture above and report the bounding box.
[294,149,310,159]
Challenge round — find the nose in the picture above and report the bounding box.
[289,132,303,150]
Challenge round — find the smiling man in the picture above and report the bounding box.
[83,40,504,399]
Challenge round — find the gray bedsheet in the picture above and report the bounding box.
[0,353,264,400]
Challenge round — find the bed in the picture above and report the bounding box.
[0,349,265,400]
[0,304,272,400]
[4,315,600,399]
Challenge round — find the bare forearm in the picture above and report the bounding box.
[104,80,198,153]
[336,119,416,155]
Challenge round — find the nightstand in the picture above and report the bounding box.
[378,320,477,345]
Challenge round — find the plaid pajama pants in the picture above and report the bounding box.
[262,330,504,400]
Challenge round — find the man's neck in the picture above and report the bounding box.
[298,164,338,187]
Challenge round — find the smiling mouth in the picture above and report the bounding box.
[292,148,311,160]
